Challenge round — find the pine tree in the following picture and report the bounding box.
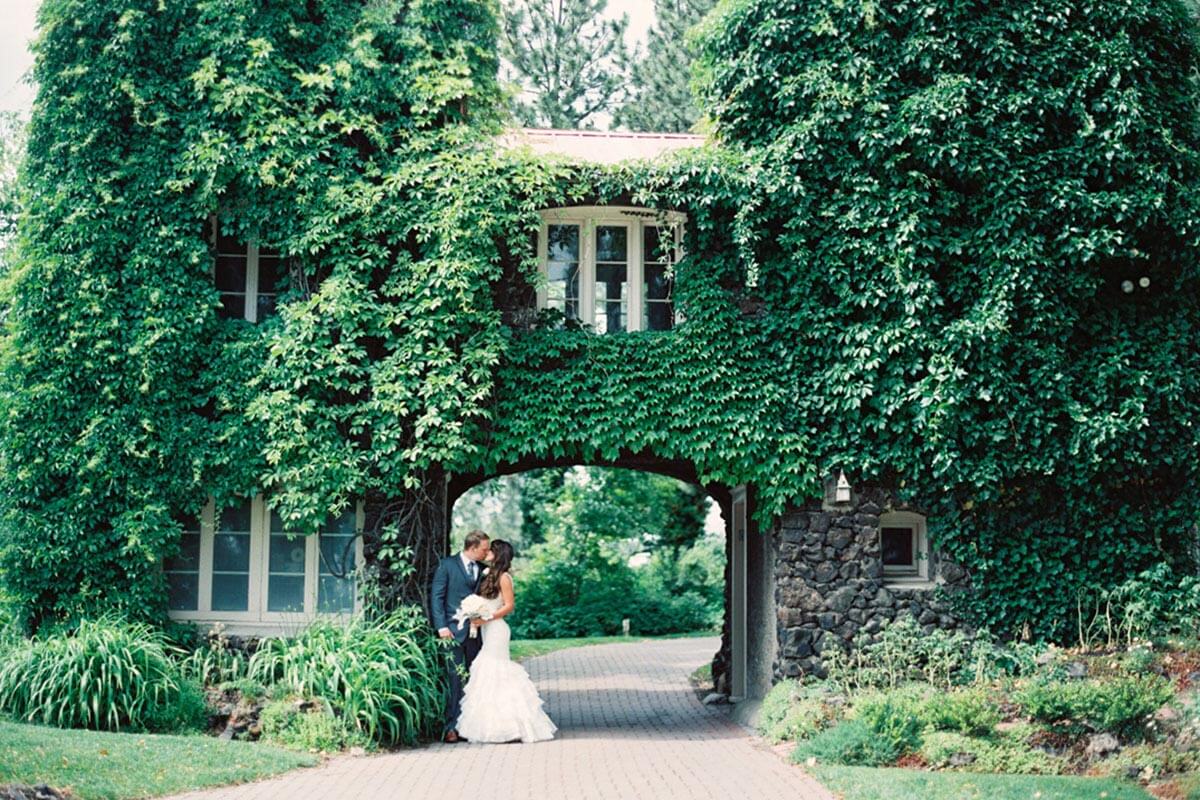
[613,0,715,133]
[500,0,631,129]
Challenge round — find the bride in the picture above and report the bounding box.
[456,539,557,744]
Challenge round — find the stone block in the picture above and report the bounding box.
[824,585,857,614]
[814,562,838,583]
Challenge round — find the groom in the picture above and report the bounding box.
[430,529,491,743]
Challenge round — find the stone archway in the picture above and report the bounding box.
[444,452,756,699]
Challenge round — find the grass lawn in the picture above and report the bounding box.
[510,630,716,662]
[511,633,715,662]
[0,719,316,800]
[810,765,1152,800]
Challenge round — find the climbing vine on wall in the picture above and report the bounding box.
[1,0,1198,640]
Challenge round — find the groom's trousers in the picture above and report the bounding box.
[445,634,482,734]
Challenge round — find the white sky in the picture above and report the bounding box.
[0,0,654,115]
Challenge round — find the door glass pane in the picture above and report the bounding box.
[595,263,627,333]
[212,501,252,611]
[881,527,916,571]
[215,237,249,320]
[268,511,307,613]
[546,224,580,322]
[643,263,674,332]
[166,513,201,611]
[318,510,357,613]
[212,574,250,611]
[596,226,627,263]
[165,530,200,572]
[168,573,199,611]
[257,251,287,321]
[643,226,674,332]
[595,226,628,333]
[213,532,250,572]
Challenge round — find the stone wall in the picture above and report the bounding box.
[773,486,970,679]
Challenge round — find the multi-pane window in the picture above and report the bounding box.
[166,497,363,632]
[537,208,684,333]
[879,511,930,583]
[211,222,288,323]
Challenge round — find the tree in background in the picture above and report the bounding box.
[614,0,716,133]
[451,467,724,638]
[500,0,631,128]
[0,112,27,265]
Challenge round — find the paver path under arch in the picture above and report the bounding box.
[166,636,834,800]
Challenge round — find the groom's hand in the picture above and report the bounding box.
[438,627,453,640]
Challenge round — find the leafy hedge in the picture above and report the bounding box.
[1,0,1198,640]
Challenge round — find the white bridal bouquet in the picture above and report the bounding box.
[453,594,494,639]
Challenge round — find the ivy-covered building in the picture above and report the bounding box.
[3,0,1199,703]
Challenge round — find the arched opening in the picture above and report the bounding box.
[450,466,725,644]
[443,454,778,703]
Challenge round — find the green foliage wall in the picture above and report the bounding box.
[694,0,1200,636]
[2,0,1198,640]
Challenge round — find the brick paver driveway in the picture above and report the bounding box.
[166,636,833,800]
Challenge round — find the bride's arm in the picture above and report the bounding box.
[487,573,516,622]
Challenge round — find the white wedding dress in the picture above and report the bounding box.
[456,594,557,743]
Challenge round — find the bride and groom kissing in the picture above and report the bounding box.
[431,530,557,745]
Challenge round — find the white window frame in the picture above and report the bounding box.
[208,218,281,324]
[536,206,686,332]
[168,497,365,635]
[879,511,931,585]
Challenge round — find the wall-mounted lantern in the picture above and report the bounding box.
[835,471,852,504]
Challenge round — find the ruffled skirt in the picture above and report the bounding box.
[457,624,557,743]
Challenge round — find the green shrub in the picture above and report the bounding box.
[759,679,803,738]
[1078,564,1200,648]
[1015,675,1174,739]
[760,680,846,743]
[920,731,1064,775]
[248,607,443,746]
[791,719,901,767]
[921,687,1001,736]
[824,617,1036,693]
[1091,743,1200,783]
[851,688,927,757]
[260,698,367,752]
[0,615,204,732]
[774,696,839,743]
[179,634,249,687]
[219,678,268,704]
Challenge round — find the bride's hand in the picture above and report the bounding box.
[470,618,485,629]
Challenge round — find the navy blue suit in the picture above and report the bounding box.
[431,553,483,733]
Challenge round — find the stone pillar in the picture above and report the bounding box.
[773,486,970,680]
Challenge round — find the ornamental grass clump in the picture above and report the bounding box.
[0,615,205,732]
[248,607,444,746]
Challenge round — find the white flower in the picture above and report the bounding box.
[452,593,494,630]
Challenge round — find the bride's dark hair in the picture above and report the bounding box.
[478,539,513,599]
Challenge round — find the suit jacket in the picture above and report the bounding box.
[431,553,482,644]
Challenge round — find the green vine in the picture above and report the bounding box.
[1,0,1198,640]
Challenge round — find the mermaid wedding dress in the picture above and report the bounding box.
[456,594,557,743]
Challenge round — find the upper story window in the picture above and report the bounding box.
[210,219,289,323]
[879,511,931,585]
[537,207,684,333]
[166,496,363,633]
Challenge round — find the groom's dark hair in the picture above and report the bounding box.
[463,530,489,550]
